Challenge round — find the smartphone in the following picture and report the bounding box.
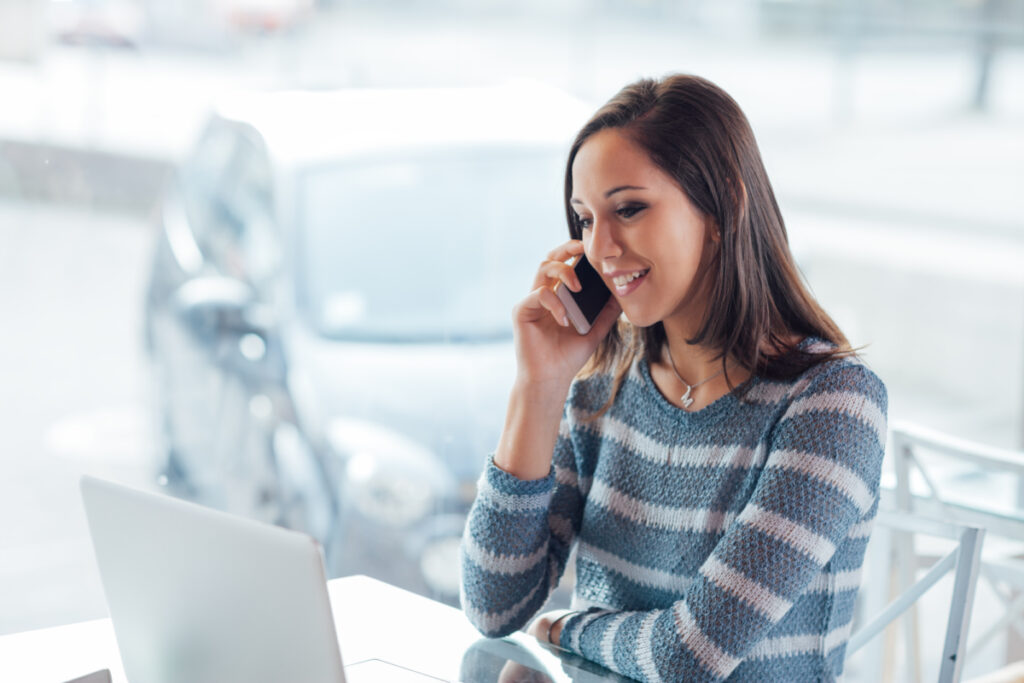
[554,253,612,335]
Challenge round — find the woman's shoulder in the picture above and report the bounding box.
[782,337,888,419]
[748,337,887,413]
[565,355,649,416]
[800,338,887,403]
[567,365,620,414]
[768,339,889,472]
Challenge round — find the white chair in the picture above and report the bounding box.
[887,422,1024,680]
[847,508,985,683]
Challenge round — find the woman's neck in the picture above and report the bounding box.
[650,320,751,411]
[659,319,724,385]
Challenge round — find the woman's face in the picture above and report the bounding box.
[570,127,717,330]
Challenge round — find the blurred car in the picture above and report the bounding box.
[51,0,144,48]
[218,0,314,33]
[144,82,589,603]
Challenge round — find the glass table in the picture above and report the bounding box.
[0,575,632,682]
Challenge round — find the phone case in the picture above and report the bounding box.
[555,282,594,335]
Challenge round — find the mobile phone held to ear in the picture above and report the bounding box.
[554,253,612,335]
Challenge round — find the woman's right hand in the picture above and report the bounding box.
[495,240,620,480]
[512,240,621,390]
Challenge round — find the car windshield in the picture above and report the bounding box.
[296,147,567,342]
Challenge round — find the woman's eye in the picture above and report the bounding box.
[576,215,593,230]
[617,203,646,219]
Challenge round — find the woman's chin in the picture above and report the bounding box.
[618,307,660,329]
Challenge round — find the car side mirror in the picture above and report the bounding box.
[171,276,275,342]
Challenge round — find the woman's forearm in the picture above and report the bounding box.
[493,377,571,481]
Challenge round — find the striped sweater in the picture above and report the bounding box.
[460,343,887,682]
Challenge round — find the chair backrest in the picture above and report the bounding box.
[848,508,985,683]
[890,421,1024,539]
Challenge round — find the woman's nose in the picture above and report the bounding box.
[586,217,622,262]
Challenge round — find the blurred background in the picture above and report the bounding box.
[1,0,1022,680]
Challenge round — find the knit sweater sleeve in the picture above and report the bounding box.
[557,362,887,682]
[460,402,586,637]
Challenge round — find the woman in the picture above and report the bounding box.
[460,74,887,682]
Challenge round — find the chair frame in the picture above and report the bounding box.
[887,421,1024,680]
[848,508,985,683]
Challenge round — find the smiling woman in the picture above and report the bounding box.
[460,74,888,682]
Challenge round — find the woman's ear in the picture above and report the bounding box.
[707,218,721,245]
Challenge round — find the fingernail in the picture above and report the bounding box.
[562,316,569,327]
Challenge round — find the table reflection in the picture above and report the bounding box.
[459,638,636,683]
[460,639,554,682]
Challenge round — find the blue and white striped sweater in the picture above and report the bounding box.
[461,346,887,682]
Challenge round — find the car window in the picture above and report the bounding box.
[296,147,566,342]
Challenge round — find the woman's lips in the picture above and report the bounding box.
[608,268,649,296]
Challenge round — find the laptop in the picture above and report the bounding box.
[80,476,442,683]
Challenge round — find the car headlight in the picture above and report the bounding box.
[420,535,463,599]
[327,417,454,527]
[414,513,469,600]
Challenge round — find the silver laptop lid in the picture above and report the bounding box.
[80,476,346,683]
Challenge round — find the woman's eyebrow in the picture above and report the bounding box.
[570,185,648,205]
[605,185,646,198]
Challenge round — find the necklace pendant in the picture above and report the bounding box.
[681,385,694,409]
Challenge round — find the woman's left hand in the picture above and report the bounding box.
[527,609,574,647]
[497,661,554,683]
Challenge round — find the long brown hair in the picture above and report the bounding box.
[565,75,851,406]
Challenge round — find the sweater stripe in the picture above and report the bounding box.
[700,555,793,620]
[737,504,837,565]
[637,611,665,683]
[577,540,695,593]
[602,613,631,666]
[462,578,545,636]
[805,567,863,593]
[462,532,547,575]
[745,376,815,404]
[745,633,820,660]
[848,517,874,538]
[743,620,853,661]
[478,475,552,512]
[788,391,887,447]
[766,449,875,514]
[674,600,741,679]
[824,619,855,653]
[554,464,591,492]
[570,409,765,470]
[569,610,606,653]
[590,477,737,534]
